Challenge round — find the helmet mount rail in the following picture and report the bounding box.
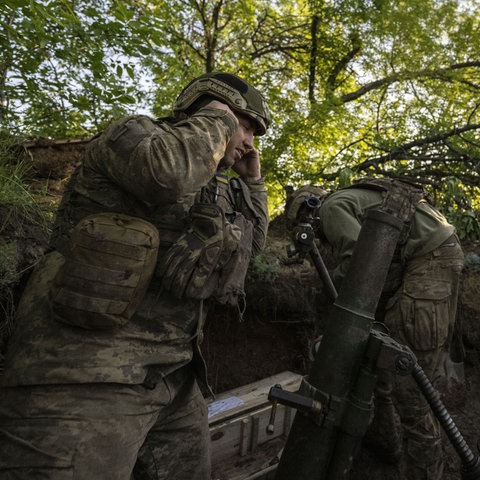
[174,72,270,136]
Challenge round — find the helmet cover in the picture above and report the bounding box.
[286,185,329,224]
[174,72,271,136]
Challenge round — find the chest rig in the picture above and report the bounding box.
[348,178,428,245]
[158,172,255,307]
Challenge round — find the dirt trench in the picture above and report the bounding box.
[1,140,480,479]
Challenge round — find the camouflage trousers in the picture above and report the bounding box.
[0,365,210,480]
[373,236,464,479]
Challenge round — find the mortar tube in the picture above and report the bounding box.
[274,209,404,480]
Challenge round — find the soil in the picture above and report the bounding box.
[1,140,479,479]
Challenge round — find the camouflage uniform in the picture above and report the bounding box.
[318,186,464,479]
[0,106,269,479]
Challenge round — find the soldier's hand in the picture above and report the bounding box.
[232,147,262,182]
[204,99,235,115]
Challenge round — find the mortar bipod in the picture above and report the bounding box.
[411,360,480,478]
[286,221,338,301]
[364,328,480,479]
[268,329,480,479]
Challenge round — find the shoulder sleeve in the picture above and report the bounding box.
[87,110,238,205]
[319,194,363,286]
[234,177,269,256]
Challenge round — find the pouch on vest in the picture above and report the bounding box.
[157,203,225,300]
[50,213,159,329]
[211,213,253,306]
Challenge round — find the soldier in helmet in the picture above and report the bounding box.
[0,72,271,479]
[287,179,464,480]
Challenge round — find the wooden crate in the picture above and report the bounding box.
[208,371,303,480]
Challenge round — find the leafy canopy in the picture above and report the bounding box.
[1,0,479,237]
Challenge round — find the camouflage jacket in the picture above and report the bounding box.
[318,186,455,287]
[1,108,269,387]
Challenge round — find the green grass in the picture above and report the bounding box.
[0,132,50,235]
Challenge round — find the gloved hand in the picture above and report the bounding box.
[286,185,328,225]
[158,203,225,300]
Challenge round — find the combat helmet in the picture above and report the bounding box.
[286,185,329,225]
[174,72,271,136]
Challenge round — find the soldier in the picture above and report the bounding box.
[287,179,464,480]
[0,72,271,480]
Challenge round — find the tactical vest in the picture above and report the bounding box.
[48,116,259,319]
[347,177,428,245]
[50,116,259,255]
[175,172,256,311]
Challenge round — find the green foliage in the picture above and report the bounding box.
[445,207,480,241]
[440,177,480,242]
[0,132,43,299]
[0,0,478,223]
[0,131,30,198]
[1,0,150,137]
[464,252,480,272]
[0,130,49,234]
[250,253,281,284]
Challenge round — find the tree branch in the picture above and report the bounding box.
[340,62,480,104]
